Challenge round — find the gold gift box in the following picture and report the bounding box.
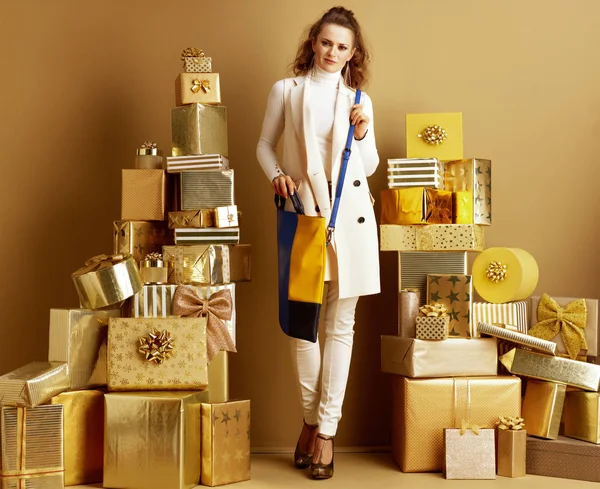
[104,391,209,489]
[444,158,492,225]
[50,390,104,486]
[181,170,235,210]
[522,380,566,439]
[453,190,474,224]
[497,429,526,478]
[207,351,229,403]
[169,210,215,229]
[107,317,208,391]
[563,390,600,444]
[183,54,212,73]
[171,104,228,157]
[443,428,495,479]
[176,73,221,105]
[113,220,173,264]
[415,316,449,340]
[380,187,452,225]
[500,348,600,391]
[0,362,69,407]
[406,112,464,161]
[392,376,521,472]
[0,404,64,489]
[427,274,473,338]
[48,308,121,389]
[201,400,251,486]
[381,336,497,377]
[380,224,484,252]
[471,301,528,334]
[121,169,166,221]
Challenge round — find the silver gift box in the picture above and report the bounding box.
[181,170,234,210]
[444,158,492,225]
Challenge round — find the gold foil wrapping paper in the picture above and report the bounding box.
[72,254,143,310]
[0,362,69,407]
[386,158,444,188]
[415,316,449,340]
[444,158,492,225]
[381,336,497,378]
[427,274,473,338]
[107,317,208,391]
[392,376,521,472]
[113,220,173,264]
[500,348,600,391]
[443,428,495,479]
[207,351,229,403]
[477,322,557,355]
[453,190,473,224]
[121,169,167,221]
[169,210,215,229]
[497,429,526,478]
[380,224,484,252]
[176,73,221,105]
[522,380,566,439]
[0,404,64,489]
[180,170,235,210]
[104,391,210,489]
[380,188,452,225]
[171,104,228,157]
[48,308,120,389]
[50,390,104,486]
[563,390,600,444]
[201,400,251,486]
[398,290,419,338]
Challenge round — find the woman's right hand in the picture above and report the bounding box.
[272,175,296,198]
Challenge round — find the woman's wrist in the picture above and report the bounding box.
[354,129,368,141]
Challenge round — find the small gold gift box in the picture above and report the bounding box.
[0,362,70,407]
[496,419,526,478]
[181,47,212,73]
[135,141,163,170]
[381,187,452,225]
[444,426,496,479]
[139,253,168,284]
[522,380,566,439]
[171,104,228,157]
[121,169,167,221]
[415,316,449,340]
[215,205,239,228]
[406,112,463,161]
[176,73,221,105]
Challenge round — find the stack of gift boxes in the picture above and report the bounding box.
[0,48,251,489]
[380,112,600,482]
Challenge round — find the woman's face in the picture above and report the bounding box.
[312,23,356,73]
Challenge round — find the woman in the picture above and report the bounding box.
[256,6,380,479]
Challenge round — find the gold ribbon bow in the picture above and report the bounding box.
[181,47,205,59]
[72,253,126,277]
[459,419,480,435]
[419,303,447,317]
[418,125,447,145]
[191,78,211,94]
[144,252,163,261]
[528,293,587,360]
[497,416,525,431]
[172,286,236,361]
[426,190,452,224]
[138,328,175,364]
[140,141,157,149]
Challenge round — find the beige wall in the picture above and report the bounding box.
[1,0,599,450]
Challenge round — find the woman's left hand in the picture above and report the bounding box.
[350,104,370,140]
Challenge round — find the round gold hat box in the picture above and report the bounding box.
[472,247,539,304]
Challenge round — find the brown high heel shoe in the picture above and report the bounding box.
[294,422,318,469]
[311,433,334,479]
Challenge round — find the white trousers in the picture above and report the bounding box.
[290,280,359,437]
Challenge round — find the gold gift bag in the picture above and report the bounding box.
[176,73,221,105]
[0,362,70,407]
[406,112,463,161]
[171,104,228,157]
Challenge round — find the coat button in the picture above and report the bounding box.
[353,180,361,187]
[358,217,365,224]
[315,205,320,213]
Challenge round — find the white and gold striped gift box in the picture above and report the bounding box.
[166,154,229,173]
[181,170,234,210]
[387,158,444,189]
[471,301,528,334]
[174,227,240,245]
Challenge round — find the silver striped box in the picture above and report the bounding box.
[181,170,234,210]
[398,251,467,306]
[174,227,240,245]
[166,154,229,173]
[472,301,528,334]
[387,158,444,189]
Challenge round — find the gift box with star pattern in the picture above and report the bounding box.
[426,274,473,338]
[444,158,492,225]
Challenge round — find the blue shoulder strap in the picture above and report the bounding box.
[326,89,361,246]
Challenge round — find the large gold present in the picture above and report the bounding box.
[201,400,251,486]
[48,308,120,389]
[427,274,473,338]
[169,210,215,229]
[562,390,600,444]
[121,169,166,221]
[50,390,104,486]
[392,376,521,472]
[0,405,64,489]
[406,112,463,161]
[443,427,495,479]
[444,158,492,225]
[381,336,497,377]
[180,170,234,210]
[107,317,208,391]
[104,391,209,489]
[380,224,484,252]
[171,104,228,157]
[176,73,221,105]
[521,380,566,439]
[0,362,69,407]
[380,187,452,225]
[113,220,173,263]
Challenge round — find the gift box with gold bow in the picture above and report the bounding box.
[134,141,163,170]
[521,379,565,440]
[0,362,70,407]
[528,294,598,359]
[169,210,215,229]
[496,416,526,478]
[380,187,452,225]
[0,404,64,489]
[444,159,492,225]
[176,73,221,106]
[72,254,143,310]
[180,170,234,210]
[201,400,251,486]
[386,158,444,189]
[406,112,463,161]
[562,390,600,444]
[427,274,473,338]
[392,376,521,473]
[181,47,212,73]
[113,220,173,264]
[104,391,209,489]
[121,169,168,221]
[171,104,228,157]
[443,423,496,479]
[380,224,484,252]
[415,303,450,340]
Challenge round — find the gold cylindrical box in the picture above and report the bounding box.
[135,147,163,170]
[140,257,168,284]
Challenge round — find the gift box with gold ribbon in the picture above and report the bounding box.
[171,104,228,157]
[392,376,521,473]
[181,47,212,73]
[104,391,209,489]
[427,274,473,338]
[50,390,104,486]
[380,187,452,225]
[528,294,598,359]
[521,380,566,439]
[201,400,251,486]
[444,158,492,225]
[444,424,496,479]
[113,220,173,264]
[48,308,121,389]
[0,404,64,489]
[134,141,163,170]
[496,416,526,478]
[139,252,168,285]
[386,158,444,188]
[562,390,600,444]
[405,113,463,161]
[169,210,215,229]
[415,303,450,340]
[380,224,484,252]
[121,169,167,221]
[176,73,221,106]
[0,362,69,407]
[71,254,143,310]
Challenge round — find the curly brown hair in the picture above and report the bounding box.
[291,6,370,89]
